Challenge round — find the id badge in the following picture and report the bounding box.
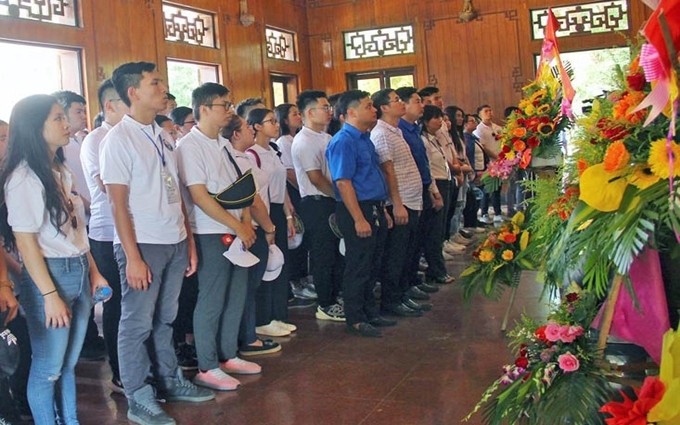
[162,168,180,204]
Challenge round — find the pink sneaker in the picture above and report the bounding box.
[193,368,240,391]
[220,357,262,375]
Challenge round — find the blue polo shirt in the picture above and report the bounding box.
[326,123,388,202]
[398,118,431,186]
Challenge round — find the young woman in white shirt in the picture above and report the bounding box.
[0,94,108,425]
[245,109,296,337]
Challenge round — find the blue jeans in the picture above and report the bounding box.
[20,255,92,425]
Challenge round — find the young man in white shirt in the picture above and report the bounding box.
[291,90,346,322]
[370,88,425,319]
[79,79,128,391]
[473,104,504,223]
[100,61,213,425]
[176,82,262,391]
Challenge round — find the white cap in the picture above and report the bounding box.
[223,237,260,268]
[288,233,303,250]
[262,244,285,281]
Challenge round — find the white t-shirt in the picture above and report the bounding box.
[176,126,243,235]
[247,144,286,204]
[5,162,89,258]
[80,122,114,242]
[473,122,503,157]
[63,137,90,202]
[291,126,332,198]
[100,114,187,245]
[275,135,294,170]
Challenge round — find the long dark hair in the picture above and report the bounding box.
[0,94,69,248]
[274,103,296,137]
[444,106,465,154]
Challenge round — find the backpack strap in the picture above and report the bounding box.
[246,148,261,168]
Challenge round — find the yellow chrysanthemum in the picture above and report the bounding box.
[524,104,535,116]
[648,139,680,179]
[505,151,516,160]
[501,249,514,261]
[478,249,495,263]
[630,165,661,190]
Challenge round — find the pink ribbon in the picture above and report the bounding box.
[640,43,666,82]
[561,97,573,119]
[540,40,554,63]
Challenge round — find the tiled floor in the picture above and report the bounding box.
[69,253,553,425]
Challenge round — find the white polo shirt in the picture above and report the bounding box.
[275,135,294,170]
[371,119,423,210]
[80,122,114,242]
[63,137,90,202]
[100,114,187,245]
[176,126,243,235]
[291,126,332,198]
[5,162,89,258]
[247,144,286,204]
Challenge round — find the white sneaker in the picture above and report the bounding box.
[493,215,505,223]
[451,234,473,246]
[479,214,491,224]
[442,250,461,260]
[255,322,291,337]
[443,241,465,253]
[272,320,297,332]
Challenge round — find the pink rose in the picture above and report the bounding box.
[557,352,580,372]
[544,323,562,342]
[559,325,584,343]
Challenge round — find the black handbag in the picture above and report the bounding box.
[210,147,257,210]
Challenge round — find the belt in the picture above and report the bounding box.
[303,195,333,201]
[358,200,386,208]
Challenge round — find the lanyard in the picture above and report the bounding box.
[140,128,166,167]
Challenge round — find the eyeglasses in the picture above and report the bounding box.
[262,118,279,125]
[66,199,77,229]
[207,102,234,110]
[312,105,333,112]
[183,120,196,125]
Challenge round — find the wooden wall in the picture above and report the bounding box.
[306,0,651,117]
[0,0,651,122]
[0,0,311,120]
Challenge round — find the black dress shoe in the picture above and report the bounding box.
[406,286,430,300]
[381,303,423,317]
[417,282,439,293]
[369,316,398,327]
[347,322,382,337]
[403,298,432,312]
[459,228,474,239]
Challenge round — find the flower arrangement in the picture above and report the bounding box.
[459,212,533,300]
[482,63,570,192]
[543,43,680,297]
[465,289,610,425]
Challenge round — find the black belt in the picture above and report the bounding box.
[303,195,333,201]
[358,200,386,208]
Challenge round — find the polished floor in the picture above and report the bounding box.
[69,254,552,425]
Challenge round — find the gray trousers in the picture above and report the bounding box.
[193,234,249,371]
[114,241,187,396]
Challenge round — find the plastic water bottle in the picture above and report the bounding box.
[93,286,113,303]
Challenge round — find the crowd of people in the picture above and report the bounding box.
[0,60,517,425]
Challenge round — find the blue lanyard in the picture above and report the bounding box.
[140,128,166,167]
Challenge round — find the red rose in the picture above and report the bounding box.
[626,72,646,91]
[526,136,540,148]
[534,325,548,343]
[516,118,526,126]
[502,233,517,243]
[515,356,529,369]
[501,144,511,153]
[566,292,579,303]
[539,115,551,123]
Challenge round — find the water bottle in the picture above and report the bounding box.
[93,286,113,303]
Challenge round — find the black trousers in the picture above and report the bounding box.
[421,180,449,280]
[380,206,420,307]
[481,185,502,216]
[255,203,289,325]
[463,185,480,228]
[300,196,344,308]
[445,182,460,240]
[89,238,122,380]
[336,201,387,326]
